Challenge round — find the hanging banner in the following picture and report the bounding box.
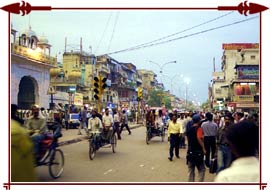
[74,93,83,106]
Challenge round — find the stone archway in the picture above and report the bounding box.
[17,76,39,109]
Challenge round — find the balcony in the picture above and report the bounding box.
[11,43,57,65]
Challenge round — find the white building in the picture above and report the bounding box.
[11,26,57,109]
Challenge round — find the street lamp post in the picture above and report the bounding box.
[184,78,190,110]
[148,60,177,83]
[163,74,184,95]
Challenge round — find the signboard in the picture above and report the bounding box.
[106,79,112,87]
[237,66,259,79]
[236,103,259,108]
[222,43,259,50]
[107,103,115,109]
[73,93,83,106]
[69,86,76,92]
[47,86,56,94]
[233,95,254,102]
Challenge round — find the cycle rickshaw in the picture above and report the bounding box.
[146,122,165,144]
[35,123,64,179]
[88,129,117,160]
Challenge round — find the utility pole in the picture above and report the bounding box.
[137,87,143,123]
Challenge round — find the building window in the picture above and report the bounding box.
[251,55,256,60]
[215,89,221,94]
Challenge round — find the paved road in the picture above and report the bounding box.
[36,126,215,182]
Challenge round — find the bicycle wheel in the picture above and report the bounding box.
[48,149,64,179]
[111,134,117,153]
[161,127,165,142]
[89,141,96,160]
[146,129,150,145]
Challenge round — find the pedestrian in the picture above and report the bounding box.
[177,113,185,148]
[64,109,69,130]
[215,120,259,182]
[11,104,24,124]
[102,108,114,141]
[250,113,259,126]
[78,106,87,135]
[24,105,47,160]
[186,114,206,182]
[120,110,131,135]
[167,113,181,161]
[234,112,245,123]
[201,112,218,168]
[11,104,37,182]
[216,112,234,173]
[86,110,91,128]
[156,109,164,129]
[113,109,121,140]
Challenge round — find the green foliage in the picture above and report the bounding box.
[147,89,171,108]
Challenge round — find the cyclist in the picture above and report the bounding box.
[88,109,103,134]
[145,109,156,133]
[24,105,47,159]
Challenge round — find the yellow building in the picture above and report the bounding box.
[137,69,157,90]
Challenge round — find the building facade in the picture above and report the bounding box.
[11,27,57,109]
[211,43,259,112]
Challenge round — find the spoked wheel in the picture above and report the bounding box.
[48,149,64,179]
[146,129,151,145]
[111,134,117,153]
[161,127,165,142]
[89,141,96,160]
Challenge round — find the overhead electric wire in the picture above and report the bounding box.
[95,12,113,54]
[106,15,258,55]
[120,11,234,52]
[107,12,120,52]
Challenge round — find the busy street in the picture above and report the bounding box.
[36,126,216,182]
[7,3,262,186]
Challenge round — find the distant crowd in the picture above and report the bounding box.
[145,108,259,182]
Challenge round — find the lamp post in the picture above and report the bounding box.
[47,86,56,110]
[163,74,184,95]
[148,60,177,83]
[184,77,190,110]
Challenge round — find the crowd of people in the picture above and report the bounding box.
[11,102,259,182]
[76,106,132,140]
[157,109,259,182]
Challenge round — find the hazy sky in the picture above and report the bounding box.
[11,10,259,104]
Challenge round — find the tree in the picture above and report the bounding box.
[147,89,171,108]
[200,100,211,111]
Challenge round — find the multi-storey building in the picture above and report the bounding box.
[211,43,259,112]
[50,39,97,107]
[137,69,158,102]
[11,26,57,109]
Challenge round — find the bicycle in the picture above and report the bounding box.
[35,123,64,179]
[88,129,117,160]
[146,123,165,144]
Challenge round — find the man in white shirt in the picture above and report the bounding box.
[102,108,114,141]
[215,120,259,182]
[113,109,121,140]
